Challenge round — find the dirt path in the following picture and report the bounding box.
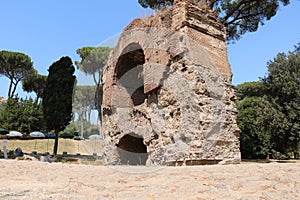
[0,160,299,199]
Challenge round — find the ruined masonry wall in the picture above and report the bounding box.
[102,0,241,165]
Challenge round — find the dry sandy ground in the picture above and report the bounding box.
[0,160,299,200]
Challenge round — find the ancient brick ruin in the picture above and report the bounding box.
[0,96,5,104]
[101,0,241,165]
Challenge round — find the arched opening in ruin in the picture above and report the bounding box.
[116,133,148,165]
[115,43,147,106]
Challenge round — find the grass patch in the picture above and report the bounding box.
[0,139,103,156]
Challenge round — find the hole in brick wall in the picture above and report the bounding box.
[116,133,148,165]
[103,107,112,116]
[131,86,147,106]
[170,111,174,118]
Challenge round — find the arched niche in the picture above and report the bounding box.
[115,43,147,106]
[116,133,148,165]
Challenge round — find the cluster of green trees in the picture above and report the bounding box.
[0,51,36,98]
[0,51,46,136]
[237,45,300,159]
[0,47,111,155]
[0,53,77,155]
[0,97,43,133]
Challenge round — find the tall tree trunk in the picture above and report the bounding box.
[98,114,101,136]
[80,117,84,138]
[88,107,92,123]
[10,80,20,98]
[78,111,84,137]
[11,83,17,98]
[8,80,13,98]
[95,83,102,125]
[53,131,59,155]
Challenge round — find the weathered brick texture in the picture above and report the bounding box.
[102,0,240,165]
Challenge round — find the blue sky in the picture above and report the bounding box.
[0,0,300,99]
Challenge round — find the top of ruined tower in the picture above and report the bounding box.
[125,0,225,41]
[104,0,232,85]
[174,0,214,11]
